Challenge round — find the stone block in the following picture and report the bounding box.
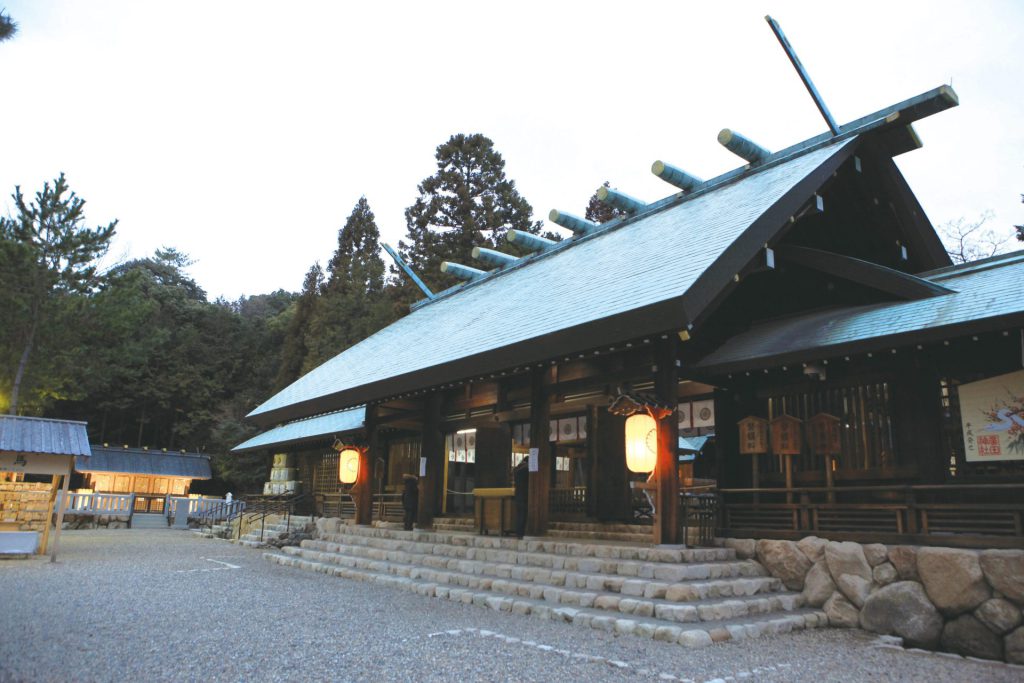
[724,538,757,560]
[872,562,898,586]
[756,539,812,590]
[825,541,872,583]
[824,592,860,628]
[979,550,1024,605]
[863,544,888,567]
[654,625,682,642]
[974,598,1022,635]
[859,581,943,649]
[940,614,1003,661]
[1005,625,1024,664]
[918,547,990,615]
[797,536,828,563]
[802,560,837,608]
[837,574,873,608]
[678,629,713,648]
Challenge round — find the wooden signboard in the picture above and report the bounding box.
[806,413,841,456]
[770,414,803,455]
[737,416,769,454]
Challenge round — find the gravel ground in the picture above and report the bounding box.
[2,529,1022,683]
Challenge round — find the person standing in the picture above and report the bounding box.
[513,458,529,538]
[401,474,419,531]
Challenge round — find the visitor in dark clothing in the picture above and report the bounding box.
[402,474,419,531]
[513,458,529,538]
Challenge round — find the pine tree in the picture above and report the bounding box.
[585,181,628,224]
[0,173,116,414]
[303,197,392,371]
[273,263,323,390]
[1015,193,1023,243]
[398,133,543,301]
[0,9,16,43]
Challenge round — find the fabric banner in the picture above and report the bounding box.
[958,369,1024,462]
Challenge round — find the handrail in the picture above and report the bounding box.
[236,492,308,543]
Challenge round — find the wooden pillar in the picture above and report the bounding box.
[654,335,680,545]
[418,392,444,529]
[586,404,600,519]
[354,404,377,525]
[526,367,552,536]
[49,463,72,562]
[595,410,630,522]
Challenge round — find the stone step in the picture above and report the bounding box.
[264,551,827,648]
[296,540,783,607]
[316,530,741,578]
[304,537,765,588]
[546,529,653,544]
[549,521,652,534]
[318,524,737,564]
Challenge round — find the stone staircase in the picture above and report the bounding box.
[432,516,476,533]
[235,514,314,548]
[263,523,828,648]
[548,521,653,543]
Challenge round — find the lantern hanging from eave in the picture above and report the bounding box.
[338,447,361,484]
[625,412,658,474]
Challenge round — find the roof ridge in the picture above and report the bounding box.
[924,248,1024,281]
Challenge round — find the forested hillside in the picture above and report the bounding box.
[1,134,561,492]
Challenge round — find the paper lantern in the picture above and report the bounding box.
[625,413,658,473]
[338,447,360,484]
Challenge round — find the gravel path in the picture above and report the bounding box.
[2,529,1021,683]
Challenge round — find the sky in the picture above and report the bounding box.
[2,1,1022,301]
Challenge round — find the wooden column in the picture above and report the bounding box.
[595,410,630,522]
[654,335,680,545]
[354,404,377,525]
[417,392,444,529]
[526,367,552,536]
[585,404,600,519]
[49,463,72,563]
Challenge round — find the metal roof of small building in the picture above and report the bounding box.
[249,139,857,426]
[232,405,365,453]
[0,416,91,457]
[693,250,1024,374]
[76,445,212,479]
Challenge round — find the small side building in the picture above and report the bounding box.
[76,445,213,513]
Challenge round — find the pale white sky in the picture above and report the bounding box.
[2,1,1022,300]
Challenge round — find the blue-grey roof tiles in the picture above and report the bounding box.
[249,140,856,423]
[694,250,1024,372]
[0,416,91,457]
[233,405,365,453]
[77,445,212,479]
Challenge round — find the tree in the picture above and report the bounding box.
[273,263,324,390]
[1015,194,1023,243]
[585,181,627,224]
[0,173,116,414]
[938,212,1015,264]
[0,8,16,43]
[398,133,544,301]
[303,197,393,371]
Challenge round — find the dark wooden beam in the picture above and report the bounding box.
[773,244,952,300]
[526,367,552,536]
[354,405,377,525]
[417,392,443,529]
[654,335,680,544]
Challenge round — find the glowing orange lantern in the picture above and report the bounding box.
[338,447,360,484]
[625,413,658,473]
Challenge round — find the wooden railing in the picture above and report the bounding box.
[550,487,587,517]
[58,491,135,516]
[166,496,244,522]
[719,483,1024,548]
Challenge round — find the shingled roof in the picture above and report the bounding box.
[77,445,212,479]
[0,416,91,457]
[232,405,365,453]
[693,250,1024,375]
[245,87,958,428]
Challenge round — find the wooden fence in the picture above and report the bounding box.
[719,483,1024,548]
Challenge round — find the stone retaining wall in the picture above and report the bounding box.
[722,536,1024,663]
[61,514,132,529]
